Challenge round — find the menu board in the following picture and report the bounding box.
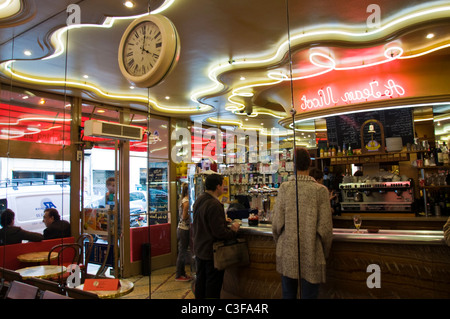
[325,108,414,149]
[148,167,169,225]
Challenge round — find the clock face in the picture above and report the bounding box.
[122,21,162,77]
[118,14,180,88]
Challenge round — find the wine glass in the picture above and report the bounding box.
[353,215,362,233]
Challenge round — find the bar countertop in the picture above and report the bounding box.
[238,220,446,245]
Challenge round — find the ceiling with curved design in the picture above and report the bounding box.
[1,0,450,137]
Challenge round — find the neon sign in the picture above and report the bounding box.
[299,79,406,110]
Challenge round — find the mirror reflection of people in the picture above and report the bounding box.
[0,209,44,245]
[175,182,192,281]
[105,177,116,207]
[309,167,337,213]
[43,208,71,239]
[273,148,333,299]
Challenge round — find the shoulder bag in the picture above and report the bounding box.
[213,238,250,270]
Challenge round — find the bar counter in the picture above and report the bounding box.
[221,220,450,299]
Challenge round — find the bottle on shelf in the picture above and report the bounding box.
[347,144,353,156]
[442,142,449,165]
[424,151,430,167]
[337,146,342,157]
[331,145,336,157]
[435,141,443,166]
[445,192,450,215]
[320,147,324,158]
[429,152,436,166]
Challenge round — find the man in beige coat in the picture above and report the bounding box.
[272,148,333,299]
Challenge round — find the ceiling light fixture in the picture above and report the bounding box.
[23,50,32,56]
[426,33,435,39]
[124,1,134,8]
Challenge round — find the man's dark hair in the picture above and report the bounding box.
[106,177,115,186]
[205,173,223,191]
[0,209,15,227]
[295,147,312,171]
[44,208,61,221]
[309,167,323,181]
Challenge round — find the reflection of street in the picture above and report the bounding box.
[85,192,149,228]
[130,212,147,227]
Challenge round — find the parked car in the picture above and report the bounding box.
[129,191,147,212]
[0,180,70,233]
[84,192,147,227]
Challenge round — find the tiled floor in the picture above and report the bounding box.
[119,266,195,299]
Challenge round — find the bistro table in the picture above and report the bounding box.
[16,265,67,279]
[76,279,134,299]
[17,251,58,264]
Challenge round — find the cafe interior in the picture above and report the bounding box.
[0,0,450,300]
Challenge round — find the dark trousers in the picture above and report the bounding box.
[281,276,320,299]
[176,228,190,277]
[194,257,224,299]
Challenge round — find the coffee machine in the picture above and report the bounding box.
[339,180,414,212]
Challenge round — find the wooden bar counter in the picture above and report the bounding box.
[221,220,450,299]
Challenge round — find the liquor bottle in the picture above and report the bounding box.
[445,192,450,216]
[337,146,342,157]
[442,142,449,165]
[429,152,436,166]
[435,141,443,166]
[331,145,336,157]
[423,151,430,167]
[439,190,446,215]
[320,147,324,158]
[347,144,353,156]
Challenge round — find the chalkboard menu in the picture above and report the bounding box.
[147,167,169,225]
[325,108,414,149]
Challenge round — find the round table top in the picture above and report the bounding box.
[16,265,67,279]
[77,279,134,299]
[17,251,58,263]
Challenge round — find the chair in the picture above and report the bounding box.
[26,277,63,294]
[40,290,72,299]
[48,243,81,266]
[5,280,39,299]
[77,233,94,282]
[47,243,81,282]
[0,268,23,297]
[65,286,99,299]
[0,267,23,282]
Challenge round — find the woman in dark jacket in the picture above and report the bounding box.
[0,209,44,245]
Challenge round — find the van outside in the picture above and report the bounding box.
[0,180,70,233]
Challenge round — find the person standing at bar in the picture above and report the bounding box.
[175,182,192,281]
[272,148,333,299]
[192,173,240,299]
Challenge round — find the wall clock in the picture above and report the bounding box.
[118,14,180,88]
